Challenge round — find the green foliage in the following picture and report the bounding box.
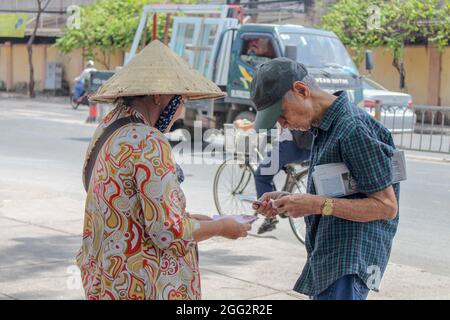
[55,0,197,68]
[321,0,450,66]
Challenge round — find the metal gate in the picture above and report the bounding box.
[375,104,450,154]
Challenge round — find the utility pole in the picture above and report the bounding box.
[248,0,258,22]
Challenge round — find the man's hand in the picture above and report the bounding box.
[272,194,323,218]
[233,119,254,131]
[253,191,291,218]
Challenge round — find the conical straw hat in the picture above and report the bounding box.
[90,40,226,103]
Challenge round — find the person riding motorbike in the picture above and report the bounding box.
[73,60,97,101]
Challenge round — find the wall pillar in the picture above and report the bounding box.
[42,45,48,91]
[4,42,13,91]
[426,46,442,106]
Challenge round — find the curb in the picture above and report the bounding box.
[405,153,450,163]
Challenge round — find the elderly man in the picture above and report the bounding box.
[251,58,400,300]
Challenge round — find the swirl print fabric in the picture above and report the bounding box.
[77,105,201,300]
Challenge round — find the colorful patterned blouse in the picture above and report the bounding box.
[76,105,201,300]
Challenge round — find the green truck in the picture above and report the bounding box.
[127,4,366,131]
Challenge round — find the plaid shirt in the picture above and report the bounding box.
[293,91,400,297]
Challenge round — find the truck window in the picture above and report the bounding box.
[240,36,276,68]
[279,33,357,72]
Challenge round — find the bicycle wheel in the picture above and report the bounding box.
[287,169,309,245]
[70,93,80,110]
[213,157,257,216]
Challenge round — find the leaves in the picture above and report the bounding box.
[320,0,450,65]
[55,0,197,66]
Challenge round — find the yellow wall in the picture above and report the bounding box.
[0,45,8,88]
[358,46,449,106]
[10,44,47,90]
[1,42,447,105]
[0,44,124,92]
[440,49,450,107]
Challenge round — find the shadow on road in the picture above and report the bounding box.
[0,233,80,281]
[199,248,269,266]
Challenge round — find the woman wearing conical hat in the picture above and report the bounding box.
[76,40,251,300]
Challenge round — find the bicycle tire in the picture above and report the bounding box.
[286,169,309,245]
[213,158,255,216]
[70,94,80,110]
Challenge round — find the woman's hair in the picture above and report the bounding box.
[116,95,147,106]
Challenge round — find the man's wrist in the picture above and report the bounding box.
[315,196,326,215]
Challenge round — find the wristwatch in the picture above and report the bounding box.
[321,198,334,216]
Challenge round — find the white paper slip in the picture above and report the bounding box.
[212,214,258,224]
[237,194,258,203]
[392,150,407,182]
[313,150,407,197]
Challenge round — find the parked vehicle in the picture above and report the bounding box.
[126,4,365,132]
[362,77,416,133]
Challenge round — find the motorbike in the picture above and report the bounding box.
[70,79,90,110]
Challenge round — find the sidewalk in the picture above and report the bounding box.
[1,160,450,300]
[200,235,450,300]
[1,205,450,300]
[0,92,69,105]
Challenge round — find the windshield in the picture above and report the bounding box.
[280,33,357,72]
[362,77,387,91]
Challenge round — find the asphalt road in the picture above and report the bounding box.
[0,98,449,278]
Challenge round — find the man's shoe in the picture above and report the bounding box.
[257,218,279,234]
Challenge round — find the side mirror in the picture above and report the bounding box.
[365,50,374,71]
[284,45,298,61]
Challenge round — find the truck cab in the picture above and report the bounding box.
[226,24,363,123]
[126,5,363,131]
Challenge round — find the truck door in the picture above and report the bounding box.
[169,16,238,128]
[170,17,236,80]
[228,33,282,104]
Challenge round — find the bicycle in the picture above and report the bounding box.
[212,125,309,244]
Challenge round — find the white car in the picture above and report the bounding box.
[362,77,416,133]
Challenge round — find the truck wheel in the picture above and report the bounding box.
[233,111,256,123]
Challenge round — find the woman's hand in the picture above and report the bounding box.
[252,191,291,218]
[219,218,251,239]
[189,214,213,221]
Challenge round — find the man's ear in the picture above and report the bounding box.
[292,81,309,98]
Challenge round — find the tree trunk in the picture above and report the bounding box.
[28,0,51,98]
[27,42,35,98]
[392,46,406,91]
